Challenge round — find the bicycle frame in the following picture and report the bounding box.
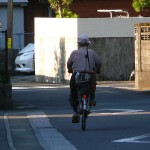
[75,72,92,131]
[83,95,87,110]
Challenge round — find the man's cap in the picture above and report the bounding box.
[78,35,91,44]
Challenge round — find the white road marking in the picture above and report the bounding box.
[113,134,150,143]
[28,112,77,150]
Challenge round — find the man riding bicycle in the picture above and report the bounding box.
[67,35,101,123]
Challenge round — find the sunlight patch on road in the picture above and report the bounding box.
[90,109,150,117]
[92,109,144,113]
[44,109,150,118]
[12,85,69,90]
[97,84,135,90]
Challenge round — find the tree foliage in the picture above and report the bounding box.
[132,0,150,12]
[48,0,78,18]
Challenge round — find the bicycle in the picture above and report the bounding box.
[75,71,95,131]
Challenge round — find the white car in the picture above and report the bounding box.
[15,43,35,73]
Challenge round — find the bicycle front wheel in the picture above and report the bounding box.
[82,110,87,131]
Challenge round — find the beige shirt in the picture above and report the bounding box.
[67,46,101,72]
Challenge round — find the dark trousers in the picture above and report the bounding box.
[69,73,96,112]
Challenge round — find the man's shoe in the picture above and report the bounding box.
[72,113,80,123]
[90,99,96,106]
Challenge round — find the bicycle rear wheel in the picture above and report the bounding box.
[82,110,87,131]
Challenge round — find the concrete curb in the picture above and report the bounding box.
[4,114,16,150]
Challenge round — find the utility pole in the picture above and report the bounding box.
[0,0,13,109]
[7,0,13,75]
[5,0,13,108]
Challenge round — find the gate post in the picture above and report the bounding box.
[135,23,150,90]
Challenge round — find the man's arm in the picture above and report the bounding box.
[94,52,101,74]
[67,53,73,73]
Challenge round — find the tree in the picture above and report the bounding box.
[132,0,150,12]
[47,0,78,18]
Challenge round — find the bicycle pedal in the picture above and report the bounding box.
[72,118,80,123]
[72,120,79,123]
[72,115,80,123]
[90,102,96,106]
[87,111,91,114]
[78,110,82,114]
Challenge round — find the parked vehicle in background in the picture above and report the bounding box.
[15,43,35,73]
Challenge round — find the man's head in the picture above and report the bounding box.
[78,35,91,47]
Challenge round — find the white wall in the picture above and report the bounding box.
[34,17,150,83]
[35,18,78,83]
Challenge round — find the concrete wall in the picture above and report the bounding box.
[34,18,150,83]
[89,37,134,80]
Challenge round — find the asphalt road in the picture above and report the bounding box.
[12,82,150,150]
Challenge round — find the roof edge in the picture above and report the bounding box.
[0,0,28,6]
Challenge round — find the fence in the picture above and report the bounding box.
[0,32,5,50]
[0,32,34,74]
[13,32,34,50]
[0,32,34,51]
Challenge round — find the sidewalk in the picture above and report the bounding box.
[3,111,77,150]
[0,75,135,150]
[5,112,44,150]
[0,110,45,150]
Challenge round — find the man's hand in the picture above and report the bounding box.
[96,68,100,74]
[68,68,73,73]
